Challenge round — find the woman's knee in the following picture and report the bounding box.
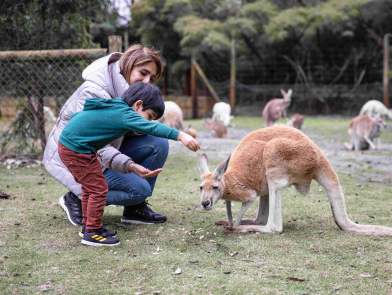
[120,135,169,159]
[128,180,152,199]
[151,137,169,158]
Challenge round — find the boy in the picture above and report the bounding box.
[58,82,199,247]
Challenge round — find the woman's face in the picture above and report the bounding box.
[129,61,158,84]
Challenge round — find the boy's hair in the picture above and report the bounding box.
[122,82,165,119]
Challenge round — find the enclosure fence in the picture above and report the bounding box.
[0,45,389,156]
[0,48,107,156]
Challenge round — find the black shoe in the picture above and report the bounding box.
[121,202,167,224]
[58,192,83,226]
[79,226,117,238]
[81,229,120,247]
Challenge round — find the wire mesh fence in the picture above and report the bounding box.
[0,45,388,156]
[184,47,387,115]
[0,48,107,156]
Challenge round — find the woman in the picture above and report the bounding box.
[43,44,169,226]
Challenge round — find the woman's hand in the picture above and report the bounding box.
[127,162,162,178]
[178,131,200,152]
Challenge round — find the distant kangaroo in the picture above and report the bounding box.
[204,118,228,138]
[198,126,392,236]
[344,115,384,151]
[287,113,304,130]
[262,89,292,126]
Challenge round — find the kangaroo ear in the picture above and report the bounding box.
[287,89,293,97]
[213,154,231,181]
[198,153,210,176]
[280,89,285,96]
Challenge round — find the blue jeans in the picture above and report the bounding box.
[104,135,169,206]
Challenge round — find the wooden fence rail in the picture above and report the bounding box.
[0,48,107,60]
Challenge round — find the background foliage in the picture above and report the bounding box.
[132,0,392,112]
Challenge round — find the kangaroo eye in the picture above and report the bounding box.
[212,186,219,190]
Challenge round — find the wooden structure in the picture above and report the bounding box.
[165,95,215,119]
[0,48,107,59]
[189,58,220,118]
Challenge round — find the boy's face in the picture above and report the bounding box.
[133,100,158,120]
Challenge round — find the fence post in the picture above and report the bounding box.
[108,35,123,53]
[383,33,392,108]
[191,58,198,118]
[229,38,237,111]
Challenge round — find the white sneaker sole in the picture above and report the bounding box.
[120,218,156,225]
[81,240,120,247]
[58,196,80,227]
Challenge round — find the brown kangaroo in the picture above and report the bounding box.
[204,118,228,138]
[262,89,292,126]
[287,113,304,130]
[198,126,392,236]
[344,115,385,151]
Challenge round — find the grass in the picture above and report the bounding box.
[1,116,392,294]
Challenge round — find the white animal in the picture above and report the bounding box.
[344,115,385,151]
[262,89,292,126]
[159,101,185,130]
[44,106,57,136]
[212,102,233,127]
[44,106,57,124]
[359,100,392,120]
[198,125,392,236]
[159,101,197,138]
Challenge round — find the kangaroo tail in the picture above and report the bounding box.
[316,155,392,236]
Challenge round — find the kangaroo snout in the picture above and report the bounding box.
[201,200,212,209]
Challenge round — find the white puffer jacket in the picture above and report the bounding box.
[43,53,132,196]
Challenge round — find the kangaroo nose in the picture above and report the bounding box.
[202,200,211,208]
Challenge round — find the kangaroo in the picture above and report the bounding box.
[344,115,385,151]
[198,126,392,236]
[286,113,304,130]
[262,89,292,126]
[204,118,228,138]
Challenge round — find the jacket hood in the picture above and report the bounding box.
[83,98,126,111]
[82,53,129,98]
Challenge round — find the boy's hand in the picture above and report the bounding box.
[178,131,200,152]
[127,162,162,178]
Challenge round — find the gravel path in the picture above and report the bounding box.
[170,125,392,185]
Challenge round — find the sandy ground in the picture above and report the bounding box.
[170,125,392,185]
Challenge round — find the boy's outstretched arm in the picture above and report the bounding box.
[177,131,200,152]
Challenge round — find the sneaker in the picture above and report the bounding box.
[81,229,120,247]
[121,202,167,224]
[78,226,117,238]
[58,192,83,226]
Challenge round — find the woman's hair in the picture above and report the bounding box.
[122,82,165,119]
[119,44,163,83]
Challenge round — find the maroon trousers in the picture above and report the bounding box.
[58,144,108,230]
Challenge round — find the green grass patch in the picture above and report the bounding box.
[1,116,392,294]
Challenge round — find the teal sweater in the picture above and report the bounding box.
[60,98,179,154]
